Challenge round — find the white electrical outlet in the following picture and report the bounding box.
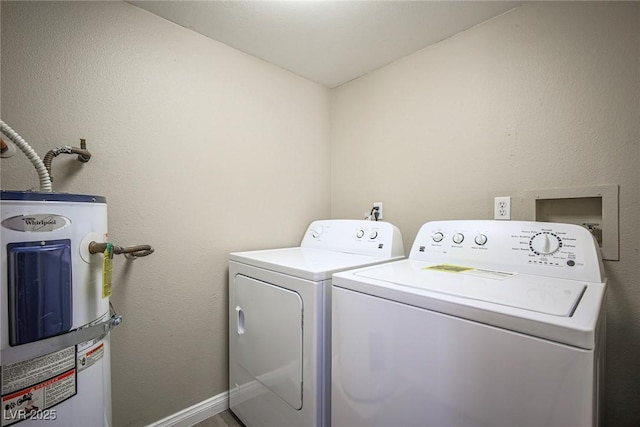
[494,196,511,220]
[373,202,383,220]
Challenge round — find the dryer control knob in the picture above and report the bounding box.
[432,232,444,242]
[452,233,465,244]
[311,226,324,238]
[474,234,488,246]
[369,230,378,240]
[356,229,365,239]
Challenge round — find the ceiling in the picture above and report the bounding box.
[128,1,521,88]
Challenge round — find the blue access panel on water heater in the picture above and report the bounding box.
[7,239,73,346]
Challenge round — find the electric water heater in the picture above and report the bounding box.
[1,191,117,427]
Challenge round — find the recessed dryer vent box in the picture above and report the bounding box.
[525,184,619,261]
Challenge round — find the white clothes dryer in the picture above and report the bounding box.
[332,220,606,427]
[229,219,404,427]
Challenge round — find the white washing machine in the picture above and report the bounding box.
[229,219,404,427]
[332,220,606,427]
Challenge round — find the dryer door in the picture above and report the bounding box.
[234,275,303,410]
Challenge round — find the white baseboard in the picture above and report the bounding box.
[148,391,229,427]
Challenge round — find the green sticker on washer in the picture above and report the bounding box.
[424,264,475,273]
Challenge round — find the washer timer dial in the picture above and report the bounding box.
[529,232,563,256]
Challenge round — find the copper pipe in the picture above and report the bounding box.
[89,242,155,259]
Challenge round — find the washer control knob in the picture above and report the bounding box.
[356,229,365,239]
[530,232,562,255]
[474,234,488,246]
[452,233,465,244]
[432,232,444,242]
[369,230,378,240]
[311,226,324,238]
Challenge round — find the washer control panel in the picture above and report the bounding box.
[302,219,405,258]
[411,220,603,282]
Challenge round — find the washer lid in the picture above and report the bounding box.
[335,259,606,349]
[230,247,402,281]
[354,260,585,316]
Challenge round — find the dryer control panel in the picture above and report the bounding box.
[302,220,404,258]
[410,220,604,283]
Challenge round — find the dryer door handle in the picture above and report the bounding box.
[236,306,245,335]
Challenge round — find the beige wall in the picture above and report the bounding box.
[332,2,639,425]
[1,2,330,426]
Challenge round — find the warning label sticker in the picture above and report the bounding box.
[77,336,106,373]
[2,347,75,395]
[1,347,76,426]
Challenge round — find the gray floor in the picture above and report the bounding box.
[192,410,244,427]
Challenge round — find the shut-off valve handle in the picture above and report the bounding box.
[89,241,155,259]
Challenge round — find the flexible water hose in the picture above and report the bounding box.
[43,144,92,182]
[0,120,52,192]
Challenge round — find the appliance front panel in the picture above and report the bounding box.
[332,287,596,427]
[234,275,303,410]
